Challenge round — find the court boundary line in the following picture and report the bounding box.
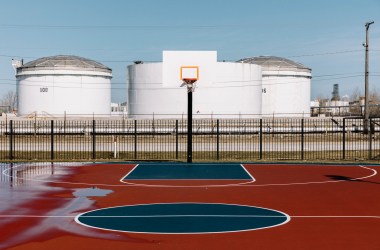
[241,165,377,187]
[119,164,377,188]
[0,215,379,219]
[1,164,377,189]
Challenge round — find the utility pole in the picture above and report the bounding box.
[363,21,374,134]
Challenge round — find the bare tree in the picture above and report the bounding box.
[0,90,17,112]
[348,87,363,116]
[349,87,380,117]
[350,87,362,102]
[369,88,380,117]
[314,94,328,102]
[369,88,379,101]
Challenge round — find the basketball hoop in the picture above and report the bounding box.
[183,78,197,93]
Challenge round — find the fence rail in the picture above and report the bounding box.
[0,118,379,162]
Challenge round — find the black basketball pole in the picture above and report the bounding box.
[187,88,193,163]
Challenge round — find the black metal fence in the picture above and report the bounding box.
[0,117,379,162]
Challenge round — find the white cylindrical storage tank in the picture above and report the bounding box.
[201,62,262,117]
[127,61,261,118]
[16,55,112,117]
[240,56,312,117]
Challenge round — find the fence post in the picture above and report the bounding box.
[259,119,263,160]
[51,120,54,161]
[134,120,137,160]
[216,119,220,161]
[369,118,372,160]
[175,120,178,160]
[342,118,346,160]
[301,119,304,160]
[92,120,96,160]
[9,120,13,160]
[5,113,7,135]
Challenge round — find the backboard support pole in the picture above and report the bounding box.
[187,88,193,163]
[183,79,197,164]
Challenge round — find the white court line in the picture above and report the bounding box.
[119,164,377,188]
[0,215,76,218]
[0,215,379,219]
[241,165,378,187]
[74,202,291,234]
[291,216,380,218]
[241,164,256,182]
[119,163,139,183]
[120,163,256,187]
[1,164,378,189]
[2,163,128,188]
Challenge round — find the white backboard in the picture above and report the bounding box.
[163,51,217,87]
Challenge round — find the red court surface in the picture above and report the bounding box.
[0,162,379,250]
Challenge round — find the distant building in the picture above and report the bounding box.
[331,84,340,101]
[111,102,128,116]
[311,96,349,117]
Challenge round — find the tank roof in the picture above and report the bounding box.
[16,55,112,74]
[238,56,311,73]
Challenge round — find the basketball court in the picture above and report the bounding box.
[0,162,379,249]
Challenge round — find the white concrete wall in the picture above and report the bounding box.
[163,51,217,88]
[127,62,262,118]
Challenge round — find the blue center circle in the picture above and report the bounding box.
[75,203,290,234]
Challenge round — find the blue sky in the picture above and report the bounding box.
[0,0,379,103]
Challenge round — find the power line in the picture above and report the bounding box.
[1,48,378,62]
[1,74,377,91]
[312,72,365,78]
[0,71,374,84]
[0,73,373,87]
[0,78,126,85]
[285,50,363,58]
[0,54,37,59]
[0,24,223,30]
